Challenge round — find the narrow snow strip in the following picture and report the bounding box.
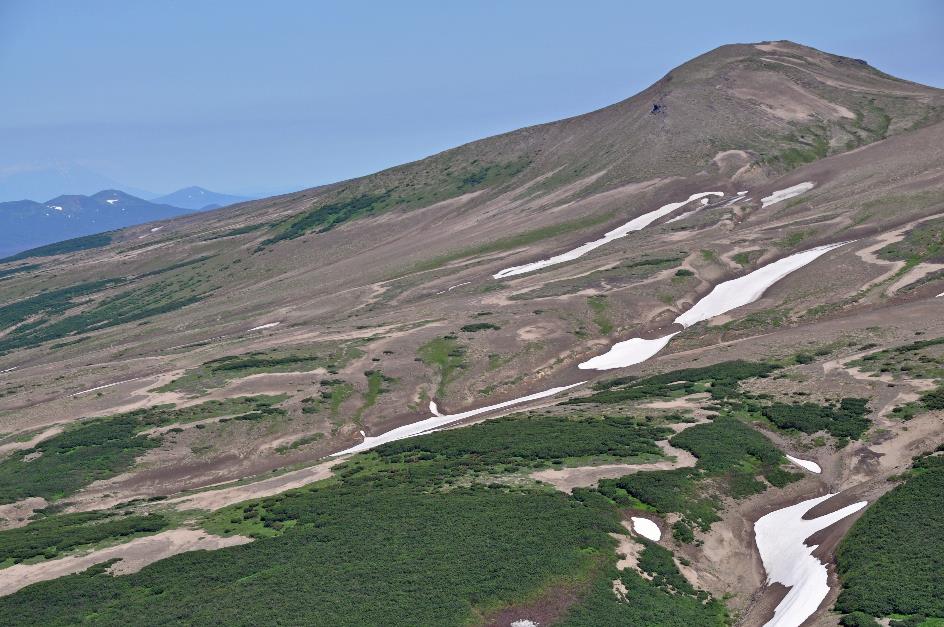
[247,322,280,331]
[105,199,119,205]
[785,455,822,474]
[493,192,722,278]
[332,382,586,456]
[0,366,17,375]
[579,242,851,370]
[578,333,678,371]
[755,494,867,627]
[73,377,142,396]
[675,242,849,328]
[761,182,815,208]
[429,400,442,416]
[630,516,662,542]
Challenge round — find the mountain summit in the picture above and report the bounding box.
[151,186,252,211]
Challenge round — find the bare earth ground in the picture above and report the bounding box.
[0,529,252,597]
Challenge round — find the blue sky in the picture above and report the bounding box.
[1,0,942,200]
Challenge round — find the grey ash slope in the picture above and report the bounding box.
[0,40,942,626]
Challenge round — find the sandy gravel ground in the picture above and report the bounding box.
[0,529,251,597]
[168,457,343,511]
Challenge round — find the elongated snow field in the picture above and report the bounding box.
[493,192,722,278]
[578,333,678,370]
[755,494,867,627]
[674,242,849,328]
[332,382,585,456]
[785,455,821,474]
[761,182,815,208]
[580,242,851,370]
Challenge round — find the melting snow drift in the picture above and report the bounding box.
[494,192,722,278]
[674,242,848,328]
[755,494,867,627]
[247,322,280,332]
[332,383,585,456]
[631,516,662,542]
[578,333,678,371]
[761,182,815,208]
[580,242,851,370]
[785,455,822,474]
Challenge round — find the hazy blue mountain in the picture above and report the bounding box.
[0,164,155,202]
[151,186,251,210]
[0,190,196,258]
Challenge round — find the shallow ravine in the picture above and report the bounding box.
[493,191,723,278]
[754,494,867,627]
[579,241,852,370]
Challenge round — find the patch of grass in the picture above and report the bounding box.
[732,249,765,267]
[0,263,41,280]
[879,217,944,264]
[848,336,944,382]
[0,396,283,503]
[587,295,613,334]
[261,158,530,248]
[417,335,466,397]
[459,322,500,332]
[275,433,324,454]
[776,229,814,249]
[0,271,217,354]
[158,343,364,394]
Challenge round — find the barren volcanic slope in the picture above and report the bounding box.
[0,41,943,626]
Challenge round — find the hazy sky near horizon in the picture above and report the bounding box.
[2,0,942,199]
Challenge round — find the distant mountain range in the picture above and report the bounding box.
[151,186,252,211]
[0,187,249,258]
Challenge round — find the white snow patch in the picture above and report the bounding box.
[47,205,63,211]
[755,494,867,627]
[761,182,815,208]
[785,455,821,474]
[73,377,141,396]
[150,226,164,233]
[429,400,442,416]
[105,198,119,205]
[738,191,749,195]
[493,192,723,278]
[247,322,280,332]
[332,382,585,456]
[0,366,17,374]
[631,516,662,542]
[578,333,678,371]
[511,621,539,627]
[675,242,848,328]
[700,197,710,205]
[579,242,851,370]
